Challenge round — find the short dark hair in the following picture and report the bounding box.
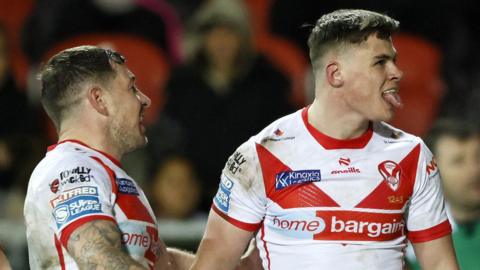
[307,9,399,71]
[39,45,125,129]
[425,118,480,154]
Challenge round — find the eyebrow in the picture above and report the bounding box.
[374,53,397,62]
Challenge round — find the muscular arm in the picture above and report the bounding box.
[67,219,147,270]
[190,210,255,270]
[166,248,195,270]
[412,235,459,270]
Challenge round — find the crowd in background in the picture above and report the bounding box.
[0,0,479,269]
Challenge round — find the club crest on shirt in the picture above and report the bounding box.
[275,170,322,190]
[378,161,401,191]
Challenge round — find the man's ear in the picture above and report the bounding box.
[86,86,109,116]
[325,61,344,88]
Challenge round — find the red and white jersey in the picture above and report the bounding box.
[24,140,160,270]
[213,108,451,270]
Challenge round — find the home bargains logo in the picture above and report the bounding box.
[313,210,405,241]
[269,212,326,239]
[275,170,321,190]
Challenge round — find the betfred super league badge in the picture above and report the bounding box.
[378,160,401,191]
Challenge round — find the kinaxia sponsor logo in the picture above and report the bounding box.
[59,166,94,185]
[275,170,321,190]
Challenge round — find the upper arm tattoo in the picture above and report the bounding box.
[67,220,145,270]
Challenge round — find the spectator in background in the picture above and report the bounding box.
[147,0,293,212]
[150,156,201,219]
[0,23,44,221]
[407,119,480,270]
[22,0,182,65]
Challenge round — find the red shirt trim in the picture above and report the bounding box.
[59,215,117,248]
[301,107,373,149]
[211,204,261,232]
[260,224,271,270]
[407,219,452,243]
[54,235,66,270]
[90,156,119,197]
[48,139,122,168]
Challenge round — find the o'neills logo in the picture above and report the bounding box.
[331,167,361,174]
[275,170,321,190]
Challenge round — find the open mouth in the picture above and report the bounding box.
[382,89,403,108]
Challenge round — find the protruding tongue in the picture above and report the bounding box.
[383,92,403,108]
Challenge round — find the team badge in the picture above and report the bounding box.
[378,161,401,191]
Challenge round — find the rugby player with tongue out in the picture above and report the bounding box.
[190,9,458,270]
[306,33,405,140]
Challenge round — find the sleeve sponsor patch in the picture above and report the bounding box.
[226,151,247,175]
[52,186,102,228]
[59,166,94,185]
[116,178,139,195]
[214,176,234,213]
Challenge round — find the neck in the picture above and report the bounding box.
[308,96,369,140]
[58,121,123,161]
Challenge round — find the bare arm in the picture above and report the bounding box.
[412,235,459,270]
[236,240,263,270]
[0,247,11,270]
[67,219,147,270]
[190,210,255,270]
[166,248,195,270]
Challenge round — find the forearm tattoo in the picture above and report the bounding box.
[67,220,145,270]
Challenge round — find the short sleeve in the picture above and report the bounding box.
[406,142,452,243]
[49,156,117,246]
[212,139,266,231]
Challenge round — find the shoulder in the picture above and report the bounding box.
[373,122,425,145]
[373,122,433,161]
[251,109,303,145]
[29,144,112,190]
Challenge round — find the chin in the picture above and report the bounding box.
[375,110,395,122]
